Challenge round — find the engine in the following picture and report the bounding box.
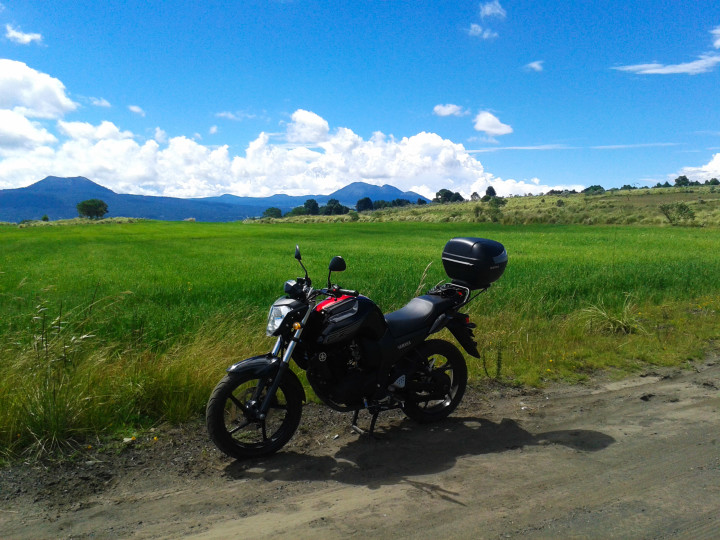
[306,340,377,410]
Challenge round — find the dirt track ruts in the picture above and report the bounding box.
[2,358,719,539]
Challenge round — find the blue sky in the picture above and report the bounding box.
[1,1,719,199]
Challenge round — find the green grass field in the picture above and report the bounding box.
[2,220,719,457]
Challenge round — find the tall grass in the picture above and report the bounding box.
[1,221,719,456]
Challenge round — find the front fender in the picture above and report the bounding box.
[226,354,307,403]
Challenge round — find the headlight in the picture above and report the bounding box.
[266,301,294,336]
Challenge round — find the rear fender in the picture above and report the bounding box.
[446,319,481,358]
[226,354,307,403]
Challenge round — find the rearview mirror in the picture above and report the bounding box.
[328,256,346,272]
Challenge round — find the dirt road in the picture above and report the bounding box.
[2,358,719,539]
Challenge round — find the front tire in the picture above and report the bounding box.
[402,339,467,423]
[206,370,302,459]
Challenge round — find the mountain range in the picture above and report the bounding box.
[0,177,429,222]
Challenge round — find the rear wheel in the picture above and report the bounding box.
[206,370,302,459]
[402,339,467,423]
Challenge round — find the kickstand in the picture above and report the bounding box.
[350,409,380,438]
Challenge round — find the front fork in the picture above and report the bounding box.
[257,304,313,418]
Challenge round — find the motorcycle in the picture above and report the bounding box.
[206,237,507,459]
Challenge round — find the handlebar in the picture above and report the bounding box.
[312,285,359,300]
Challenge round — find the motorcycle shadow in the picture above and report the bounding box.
[223,416,614,489]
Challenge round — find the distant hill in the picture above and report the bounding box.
[0,177,429,223]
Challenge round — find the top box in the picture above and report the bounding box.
[441,237,507,289]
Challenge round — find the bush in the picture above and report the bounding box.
[659,202,695,225]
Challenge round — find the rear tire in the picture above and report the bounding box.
[402,339,467,423]
[206,370,302,459]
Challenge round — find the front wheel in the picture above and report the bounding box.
[206,369,302,459]
[402,339,467,423]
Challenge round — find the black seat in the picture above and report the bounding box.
[384,294,457,338]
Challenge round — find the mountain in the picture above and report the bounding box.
[0,177,430,223]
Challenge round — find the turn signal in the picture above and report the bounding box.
[293,322,302,330]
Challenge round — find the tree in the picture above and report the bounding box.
[77,199,108,219]
[304,199,319,215]
[674,175,690,187]
[708,178,719,186]
[262,207,282,218]
[417,198,427,205]
[284,206,307,217]
[485,186,497,198]
[583,185,605,195]
[433,189,454,203]
[433,189,463,204]
[470,192,480,201]
[356,197,373,212]
[320,199,350,215]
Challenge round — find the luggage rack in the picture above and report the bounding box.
[428,281,488,307]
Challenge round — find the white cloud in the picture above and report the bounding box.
[209,125,218,135]
[616,28,720,75]
[285,109,329,144]
[0,109,56,151]
[614,54,720,75]
[473,111,513,136]
[433,104,469,117]
[216,110,256,121]
[0,60,572,198]
[0,111,565,199]
[128,105,145,117]
[524,60,544,72]
[678,153,720,182]
[58,120,134,141]
[154,127,168,144]
[468,23,498,40]
[5,24,42,45]
[480,1,506,19]
[90,97,111,107]
[0,59,77,118]
[712,25,720,49]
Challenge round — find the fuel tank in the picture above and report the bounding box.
[312,295,387,346]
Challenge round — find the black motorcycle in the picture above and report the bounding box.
[206,237,507,459]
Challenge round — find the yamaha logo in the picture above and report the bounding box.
[398,341,411,349]
[318,352,327,362]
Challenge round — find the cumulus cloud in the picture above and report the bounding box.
[524,60,544,72]
[0,59,77,118]
[433,104,469,117]
[5,24,42,45]
[154,127,168,144]
[90,97,111,107]
[468,23,498,40]
[480,1,506,19]
[285,109,329,144]
[0,109,56,151]
[0,111,563,199]
[0,60,574,198]
[678,153,720,182]
[57,120,133,141]
[473,111,513,136]
[128,105,145,117]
